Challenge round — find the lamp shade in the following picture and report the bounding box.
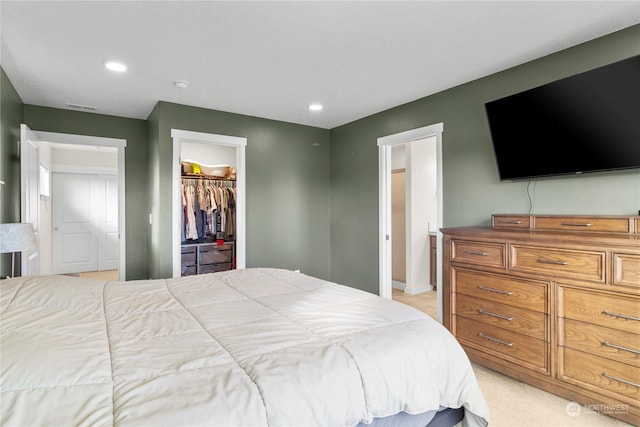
[0,223,37,253]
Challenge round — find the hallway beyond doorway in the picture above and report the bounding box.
[79,270,118,281]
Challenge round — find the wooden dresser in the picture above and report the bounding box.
[442,214,639,425]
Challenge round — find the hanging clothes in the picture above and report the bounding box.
[184,183,198,240]
[181,177,236,243]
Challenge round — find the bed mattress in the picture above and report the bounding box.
[0,268,489,426]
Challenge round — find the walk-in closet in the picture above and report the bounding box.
[179,141,237,276]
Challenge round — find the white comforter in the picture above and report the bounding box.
[1,268,489,427]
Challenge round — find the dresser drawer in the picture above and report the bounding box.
[199,244,233,265]
[454,269,547,312]
[181,246,197,266]
[559,287,640,334]
[533,216,632,233]
[181,265,196,276]
[451,240,505,268]
[199,262,232,273]
[562,319,640,368]
[492,215,532,229]
[510,245,605,283]
[560,347,640,403]
[456,294,547,340]
[613,253,640,289]
[456,316,547,371]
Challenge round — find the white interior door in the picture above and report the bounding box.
[52,173,99,273]
[20,124,40,276]
[52,173,119,274]
[98,175,119,270]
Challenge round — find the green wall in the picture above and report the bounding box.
[22,105,150,280]
[329,25,640,294]
[149,102,331,280]
[0,67,24,277]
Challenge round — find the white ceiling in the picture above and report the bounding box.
[2,1,639,129]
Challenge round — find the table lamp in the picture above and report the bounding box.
[0,223,37,277]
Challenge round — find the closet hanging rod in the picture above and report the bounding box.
[181,177,236,187]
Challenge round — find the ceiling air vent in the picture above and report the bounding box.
[66,103,97,111]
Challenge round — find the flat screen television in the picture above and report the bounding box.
[485,55,640,181]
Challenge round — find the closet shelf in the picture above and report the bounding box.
[182,173,236,181]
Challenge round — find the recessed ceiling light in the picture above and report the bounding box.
[104,61,127,72]
[308,103,323,111]
[174,80,190,89]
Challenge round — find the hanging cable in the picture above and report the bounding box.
[526,180,536,214]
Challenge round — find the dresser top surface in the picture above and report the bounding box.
[440,226,639,246]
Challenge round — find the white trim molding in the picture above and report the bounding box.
[171,129,247,278]
[34,131,126,148]
[28,130,127,281]
[377,123,444,321]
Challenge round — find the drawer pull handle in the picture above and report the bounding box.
[465,250,488,256]
[602,372,640,388]
[477,285,513,296]
[478,333,513,347]
[602,341,640,355]
[498,220,522,224]
[537,258,569,266]
[478,309,513,321]
[561,222,592,227]
[601,310,640,322]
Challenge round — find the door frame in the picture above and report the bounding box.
[26,129,127,280]
[377,123,443,320]
[171,129,247,278]
[20,125,40,276]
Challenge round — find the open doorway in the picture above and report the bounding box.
[51,149,118,279]
[20,125,127,280]
[171,129,247,278]
[378,123,443,322]
[391,164,407,290]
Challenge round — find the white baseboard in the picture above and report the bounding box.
[392,280,405,290]
[403,283,434,295]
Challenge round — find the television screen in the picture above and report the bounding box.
[485,55,640,181]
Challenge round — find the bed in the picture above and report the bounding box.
[0,268,489,426]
